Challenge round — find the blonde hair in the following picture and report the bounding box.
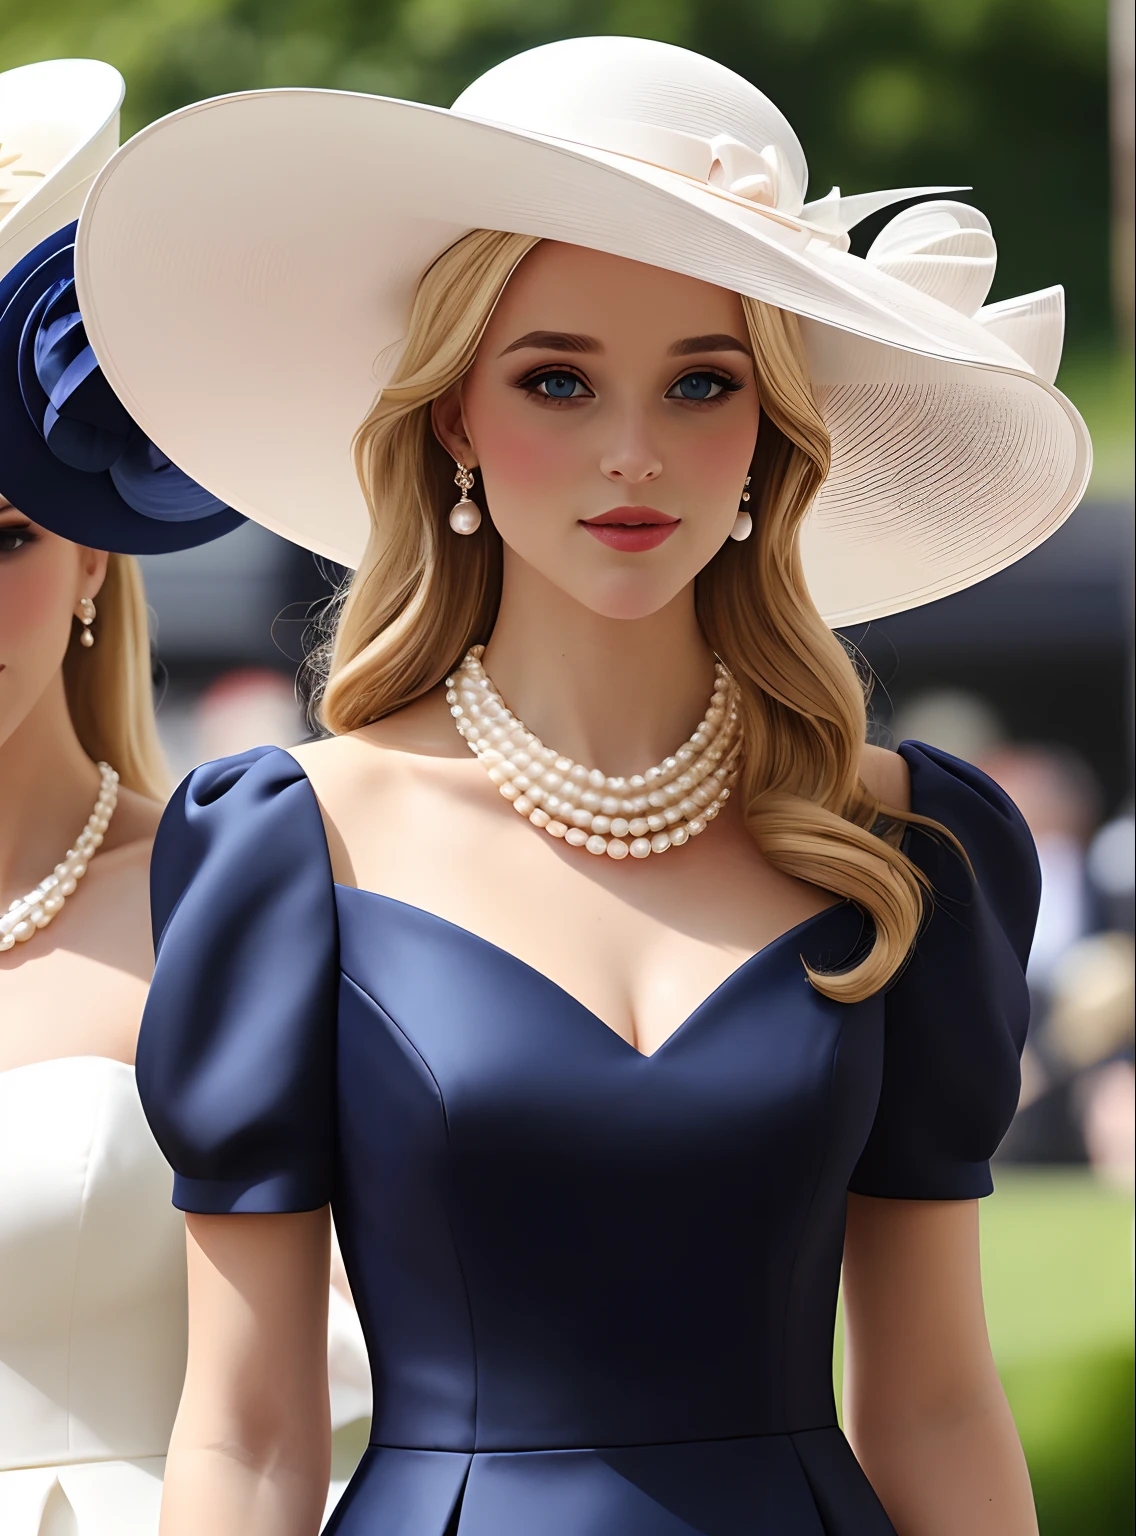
[319,230,939,1002]
[63,552,169,801]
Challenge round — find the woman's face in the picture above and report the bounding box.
[435,242,761,621]
[0,498,107,751]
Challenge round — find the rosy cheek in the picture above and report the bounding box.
[477,415,581,494]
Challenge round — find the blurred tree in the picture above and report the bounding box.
[1,0,1112,347]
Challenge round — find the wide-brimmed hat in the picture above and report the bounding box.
[0,223,246,551]
[74,36,1090,623]
[0,59,124,272]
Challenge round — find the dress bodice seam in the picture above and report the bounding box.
[338,971,482,1442]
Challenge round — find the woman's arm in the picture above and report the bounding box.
[160,1210,333,1536]
[842,1194,1036,1536]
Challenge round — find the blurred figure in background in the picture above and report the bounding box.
[193,666,306,762]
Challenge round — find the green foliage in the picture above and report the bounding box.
[2,0,1114,346]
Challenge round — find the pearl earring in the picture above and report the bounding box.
[77,597,97,648]
[449,464,481,535]
[729,476,752,541]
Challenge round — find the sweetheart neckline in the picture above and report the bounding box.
[333,884,855,1059]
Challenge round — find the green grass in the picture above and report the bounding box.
[1055,348,1135,497]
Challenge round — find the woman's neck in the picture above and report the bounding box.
[0,673,101,895]
[480,557,715,778]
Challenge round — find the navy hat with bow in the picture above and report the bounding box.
[0,222,245,552]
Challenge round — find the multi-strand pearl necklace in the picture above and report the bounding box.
[0,763,119,953]
[446,648,741,860]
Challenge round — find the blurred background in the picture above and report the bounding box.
[5,0,1133,1528]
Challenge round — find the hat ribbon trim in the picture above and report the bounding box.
[18,271,229,523]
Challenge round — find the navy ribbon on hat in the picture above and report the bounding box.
[18,277,226,523]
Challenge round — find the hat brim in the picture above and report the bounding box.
[75,88,1091,622]
[0,60,125,272]
[0,226,246,553]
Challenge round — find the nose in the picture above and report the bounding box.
[599,416,663,485]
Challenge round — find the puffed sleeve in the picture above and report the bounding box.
[848,742,1041,1201]
[136,745,338,1214]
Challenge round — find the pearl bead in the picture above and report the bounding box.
[44,894,65,915]
[12,920,34,942]
[449,649,739,867]
[59,877,77,896]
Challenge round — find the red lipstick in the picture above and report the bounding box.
[580,506,679,553]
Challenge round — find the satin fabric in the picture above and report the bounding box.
[138,742,1039,1535]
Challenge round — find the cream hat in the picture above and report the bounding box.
[0,59,124,274]
[74,36,1090,624]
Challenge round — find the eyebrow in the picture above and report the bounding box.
[498,330,752,359]
[499,331,600,356]
[668,334,751,357]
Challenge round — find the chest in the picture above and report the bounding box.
[323,764,839,1057]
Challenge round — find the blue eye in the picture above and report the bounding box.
[538,372,585,399]
[669,371,726,401]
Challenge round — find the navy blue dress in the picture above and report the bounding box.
[137,742,1038,1535]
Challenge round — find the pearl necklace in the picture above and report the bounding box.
[0,763,119,953]
[446,648,741,860]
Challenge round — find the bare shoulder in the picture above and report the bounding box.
[858,743,911,813]
[290,687,463,796]
[104,785,163,851]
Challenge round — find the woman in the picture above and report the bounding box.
[0,206,242,1528]
[76,36,1090,1536]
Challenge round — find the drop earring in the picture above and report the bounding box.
[77,597,97,648]
[449,464,482,535]
[730,476,752,541]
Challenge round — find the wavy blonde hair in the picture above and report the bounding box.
[319,230,937,1002]
[63,552,169,801]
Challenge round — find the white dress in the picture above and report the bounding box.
[0,1057,371,1534]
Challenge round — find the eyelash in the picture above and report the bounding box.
[516,366,744,408]
[0,525,36,556]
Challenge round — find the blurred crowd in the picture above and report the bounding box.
[893,690,1136,1186]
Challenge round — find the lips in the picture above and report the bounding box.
[580,506,679,553]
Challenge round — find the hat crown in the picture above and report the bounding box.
[452,37,808,212]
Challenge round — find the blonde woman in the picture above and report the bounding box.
[0,214,242,1532]
[78,37,1089,1536]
